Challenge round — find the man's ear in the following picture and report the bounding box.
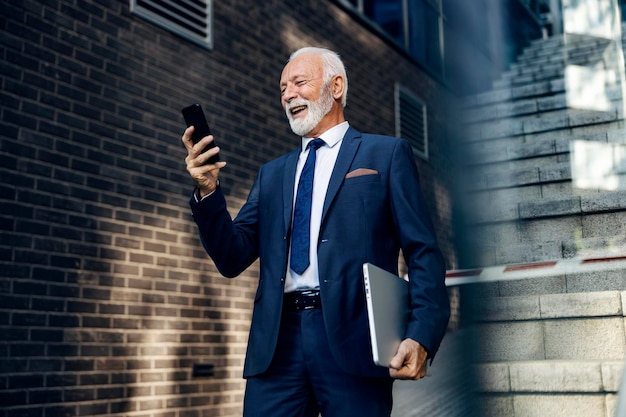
[331,75,345,100]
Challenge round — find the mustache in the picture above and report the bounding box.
[286,99,309,111]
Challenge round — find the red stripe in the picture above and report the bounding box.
[503,261,557,272]
[582,256,626,264]
[446,269,483,278]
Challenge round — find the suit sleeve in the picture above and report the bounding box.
[190,175,261,278]
[388,139,450,359]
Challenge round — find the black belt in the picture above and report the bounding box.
[283,290,321,310]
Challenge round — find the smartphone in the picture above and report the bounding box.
[181,103,219,164]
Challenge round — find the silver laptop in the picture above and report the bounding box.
[362,262,409,367]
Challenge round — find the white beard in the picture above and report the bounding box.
[285,85,334,137]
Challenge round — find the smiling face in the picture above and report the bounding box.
[280,52,345,137]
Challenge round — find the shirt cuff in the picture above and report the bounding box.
[194,181,219,202]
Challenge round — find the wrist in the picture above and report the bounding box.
[197,180,219,200]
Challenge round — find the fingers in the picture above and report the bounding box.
[389,343,406,370]
[182,127,217,160]
[389,360,426,380]
[388,339,428,380]
[189,145,221,167]
[182,128,221,169]
[181,126,195,150]
[187,160,226,197]
[182,127,226,195]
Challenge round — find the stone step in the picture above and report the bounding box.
[464,83,623,123]
[514,33,613,65]
[481,392,615,417]
[466,232,626,266]
[476,360,623,417]
[481,392,614,417]
[493,66,564,89]
[463,138,562,167]
[464,93,565,122]
[467,79,561,107]
[463,129,620,165]
[465,128,626,188]
[474,290,626,362]
[465,31,620,106]
[477,359,623,394]
[495,54,620,89]
[465,186,626,221]
[520,32,614,56]
[519,192,626,219]
[514,39,613,69]
[466,79,561,107]
[466,107,620,142]
[478,290,625,321]
[465,160,570,191]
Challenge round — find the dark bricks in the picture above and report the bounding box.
[0,0,452,416]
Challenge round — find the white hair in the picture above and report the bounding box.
[289,47,348,107]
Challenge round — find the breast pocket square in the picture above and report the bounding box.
[345,168,379,178]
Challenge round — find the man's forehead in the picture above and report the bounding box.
[280,54,322,82]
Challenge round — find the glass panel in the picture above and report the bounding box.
[363,0,405,45]
[408,0,442,74]
[341,0,360,8]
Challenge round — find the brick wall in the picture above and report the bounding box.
[0,0,457,416]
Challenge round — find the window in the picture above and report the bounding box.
[130,0,213,49]
[408,0,443,75]
[363,0,405,45]
[337,0,444,76]
[395,84,428,160]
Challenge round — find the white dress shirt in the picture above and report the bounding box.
[284,121,350,292]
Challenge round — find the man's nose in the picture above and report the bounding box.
[282,85,297,103]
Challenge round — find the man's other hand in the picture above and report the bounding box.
[389,338,428,380]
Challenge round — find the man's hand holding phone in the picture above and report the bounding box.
[181,104,226,198]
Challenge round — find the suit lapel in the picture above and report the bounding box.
[282,128,362,235]
[282,148,300,235]
[321,127,362,222]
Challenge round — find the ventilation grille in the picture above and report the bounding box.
[396,85,428,160]
[131,0,212,49]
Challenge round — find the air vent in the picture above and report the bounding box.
[131,0,212,49]
[395,84,428,160]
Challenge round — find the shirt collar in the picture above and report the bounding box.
[301,121,349,152]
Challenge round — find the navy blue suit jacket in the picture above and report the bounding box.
[191,127,450,378]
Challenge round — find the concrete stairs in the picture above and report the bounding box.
[473,288,625,417]
[458,29,626,417]
[460,31,626,267]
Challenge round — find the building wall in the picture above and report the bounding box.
[0,0,455,415]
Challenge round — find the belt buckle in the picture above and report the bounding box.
[296,290,318,310]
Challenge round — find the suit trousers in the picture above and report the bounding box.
[243,307,394,417]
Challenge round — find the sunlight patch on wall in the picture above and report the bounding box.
[562,0,625,114]
[562,0,616,38]
[571,140,626,190]
[564,65,614,111]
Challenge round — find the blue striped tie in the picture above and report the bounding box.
[290,138,325,275]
